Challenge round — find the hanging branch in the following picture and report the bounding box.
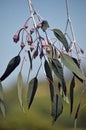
[65,0,80,59]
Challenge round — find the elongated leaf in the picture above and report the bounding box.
[53,29,69,52]
[0,55,21,81]
[28,50,32,70]
[49,82,54,102]
[27,77,38,109]
[74,103,81,128]
[0,81,5,117]
[52,59,66,95]
[41,20,49,31]
[72,58,83,82]
[60,53,86,80]
[70,76,75,114]
[51,94,63,123]
[44,60,53,82]
[17,71,24,112]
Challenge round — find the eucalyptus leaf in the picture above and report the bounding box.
[60,53,86,80]
[72,58,83,82]
[53,29,69,52]
[51,94,63,123]
[41,20,49,31]
[0,81,5,117]
[27,77,38,109]
[0,55,21,81]
[28,50,32,70]
[44,60,53,82]
[52,59,66,95]
[74,103,81,128]
[70,76,75,114]
[49,82,54,102]
[17,71,24,112]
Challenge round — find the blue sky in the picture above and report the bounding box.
[0,0,86,87]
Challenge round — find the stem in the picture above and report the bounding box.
[28,0,37,28]
[65,0,79,59]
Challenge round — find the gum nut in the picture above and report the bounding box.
[24,23,28,29]
[30,28,34,34]
[13,34,19,43]
[37,22,42,28]
[21,42,25,49]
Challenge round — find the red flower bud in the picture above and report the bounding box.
[30,43,34,51]
[40,49,44,59]
[37,22,42,29]
[13,33,19,43]
[24,23,28,29]
[27,36,33,45]
[21,42,25,49]
[30,27,34,34]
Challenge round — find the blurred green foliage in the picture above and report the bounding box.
[0,80,86,130]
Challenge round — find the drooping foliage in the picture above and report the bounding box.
[0,0,86,128]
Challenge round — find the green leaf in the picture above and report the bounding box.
[44,60,53,82]
[0,81,5,117]
[60,53,86,80]
[51,94,63,123]
[17,72,24,112]
[0,55,21,81]
[70,76,75,114]
[72,58,83,82]
[28,50,32,70]
[51,59,66,95]
[49,82,54,102]
[74,103,81,128]
[27,77,38,109]
[53,29,69,52]
[41,20,49,31]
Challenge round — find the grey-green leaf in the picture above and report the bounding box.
[70,76,75,114]
[60,53,86,80]
[17,71,24,112]
[51,59,66,95]
[0,81,5,117]
[41,20,49,31]
[44,60,53,82]
[51,94,63,123]
[53,29,69,52]
[0,55,21,81]
[27,77,38,109]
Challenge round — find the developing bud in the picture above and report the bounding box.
[40,49,44,59]
[20,42,25,49]
[37,22,42,29]
[30,27,34,34]
[24,23,28,29]
[13,33,19,43]
[27,36,33,45]
[30,43,34,51]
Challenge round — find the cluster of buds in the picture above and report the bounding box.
[13,18,50,60]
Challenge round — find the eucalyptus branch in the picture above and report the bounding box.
[65,0,79,59]
[28,0,37,28]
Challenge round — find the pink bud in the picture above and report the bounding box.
[42,40,49,48]
[27,36,33,45]
[40,50,44,59]
[21,42,25,49]
[30,43,34,51]
[13,34,19,43]
[30,27,34,34]
[37,22,42,29]
[33,47,38,58]
[24,23,28,29]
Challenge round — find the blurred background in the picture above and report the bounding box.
[0,0,86,129]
